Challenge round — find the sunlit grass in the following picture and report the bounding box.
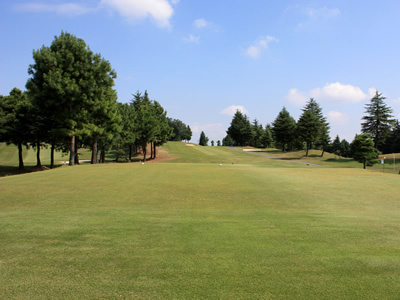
[1,142,400,298]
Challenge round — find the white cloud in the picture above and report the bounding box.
[327,111,349,124]
[286,82,370,106]
[101,0,174,28]
[221,105,248,116]
[14,2,91,16]
[285,88,308,106]
[183,34,200,44]
[194,18,207,28]
[368,88,377,98]
[306,7,340,18]
[245,35,278,59]
[190,123,226,144]
[310,83,368,103]
[294,6,341,30]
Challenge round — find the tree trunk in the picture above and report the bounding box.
[91,135,98,164]
[305,142,310,157]
[69,135,75,166]
[18,142,24,170]
[75,139,79,165]
[320,148,325,157]
[363,161,366,169]
[150,143,153,159]
[100,150,105,163]
[142,143,147,162]
[50,143,55,169]
[36,142,42,167]
[154,143,157,159]
[129,144,133,161]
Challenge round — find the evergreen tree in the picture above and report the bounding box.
[183,125,192,142]
[26,31,117,166]
[351,133,379,169]
[222,135,234,146]
[0,88,32,169]
[168,119,191,142]
[361,91,394,151]
[331,135,342,156]
[226,110,253,146]
[199,131,209,146]
[317,122,331,157]
[382,120,400,154]
[340,139,351,158]
[217,140,221,146]
[132,91,158,161]
[297,98,329,157]
[262,124,274,148]
[251,119,264,148]
[272,107,297,152]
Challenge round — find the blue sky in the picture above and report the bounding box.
[1,0,400,143]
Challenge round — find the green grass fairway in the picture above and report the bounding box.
[1,142,400,298]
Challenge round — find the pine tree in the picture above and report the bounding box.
[351,134,379,169]
[297,98,329,157]
[226,110,253,146]
[361,91,394,151]
[262,124,274,148]
[199,131,209,146]
[272,107,296,152]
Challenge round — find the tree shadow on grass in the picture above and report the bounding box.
[0,164,63,177]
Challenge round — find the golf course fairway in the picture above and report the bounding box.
[1,142,399,299]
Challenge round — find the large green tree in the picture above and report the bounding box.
[272,107,297,152]
[226,110,253,146]
[297,98,329,157]
[351,133,379,169]
[361,91,394,151]
[26,31,117,166]
[0,88,32,169]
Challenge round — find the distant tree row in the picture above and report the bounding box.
[0,31,173,169]
[224,98,329,157]
[223,91,400,163]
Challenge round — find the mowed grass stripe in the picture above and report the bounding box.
[1,155,400,299]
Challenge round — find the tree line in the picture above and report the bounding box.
[222,92,399,167]
[223,98,330,157]
[0,31,191,169]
